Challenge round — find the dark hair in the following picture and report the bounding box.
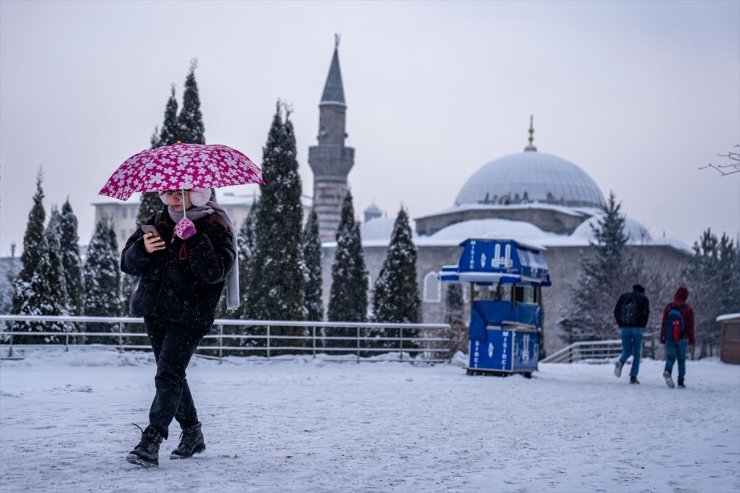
[632,284,645,294]
[205,213,231,232]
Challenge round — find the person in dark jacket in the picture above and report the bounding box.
[613,284,650,384]
[660,286,695,389]
[122,188,237,467]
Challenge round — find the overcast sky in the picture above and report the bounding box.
[1,0,738,258]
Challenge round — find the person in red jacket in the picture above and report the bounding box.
[660,286,695,389]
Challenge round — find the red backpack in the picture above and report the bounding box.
[664,304,686,342]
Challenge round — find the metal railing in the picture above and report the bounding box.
[540,331,660,364]
[0,315,453,363]
[540,339,623,364]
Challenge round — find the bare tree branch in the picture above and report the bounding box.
[699,145,740,175]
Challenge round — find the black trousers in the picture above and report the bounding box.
[144,315,210,440]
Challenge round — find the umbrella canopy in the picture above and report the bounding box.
[99,143,263,200]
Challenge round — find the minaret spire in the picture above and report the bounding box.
[309,36,355,242]
[320,35,346,107]
[524,115,537,152]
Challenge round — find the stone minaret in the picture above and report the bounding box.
[308,35,355,242]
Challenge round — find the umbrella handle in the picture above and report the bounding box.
[181,188,187,219]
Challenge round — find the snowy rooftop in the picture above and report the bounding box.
[353,216,692,254]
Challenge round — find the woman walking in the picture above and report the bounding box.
[121,188,237,466]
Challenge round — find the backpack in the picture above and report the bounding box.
[619,297,637,325]
[664,304,686,342]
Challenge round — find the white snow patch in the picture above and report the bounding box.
[1,347,738,492]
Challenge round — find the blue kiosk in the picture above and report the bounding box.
[440,238,551,377]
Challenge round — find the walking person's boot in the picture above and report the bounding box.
[630,376,640,384]
[614,360,623,378]
[678,378,686,389]
[171,422,206,459]
[663,371,675,388]
[127,424,163,467]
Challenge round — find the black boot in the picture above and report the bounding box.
[171,422,206,459]
[678,378,686,389]
[630,376,640,384]
[127,424,163,467]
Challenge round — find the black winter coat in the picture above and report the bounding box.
[613,290,650,328]
[121,210,236,327]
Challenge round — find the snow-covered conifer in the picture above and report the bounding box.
[137,86,180,225]
[159,84,180,146]
[369,207,419,349]
[371,207,419,324]
[328,190,368,349]
[245,103,305,328]
[45,207,70,313]
[559,191,637,342]
[303,209,324,322]
[177,60,205,145]
[685,230,740,357]
[82,218,121,344]
[445,284,465,326]
[60,199,83,313]
[10,171,57,341]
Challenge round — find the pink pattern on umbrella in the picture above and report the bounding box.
[99,143,263,200]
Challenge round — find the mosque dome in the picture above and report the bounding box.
[363,202,383,223]
[455,119,606,209]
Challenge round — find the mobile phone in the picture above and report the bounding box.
[141,224,159,237]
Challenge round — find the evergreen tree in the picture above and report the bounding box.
[136,193,163,227]
[214,199,262,352]
[137,85,180,226]
[216,197,257,320]
[13,171,46,291]
[445,284,465,327]
[245,103,306,352]
[45,207,70,311]
[44,208,73,337]
[303,209,324,322]
[371,208,419,323]
[684,229,740,358]
[9,171,60,342]
[177,60,205,145]
[0,250,19,315]
[59,199,83,314]
[718,234,740,316]
[328,191,369,349]
[559,191,638,342]
[370,207,420,350]
[82,218,121,344]
[149,126,161,149]
[159,84,180,146]
[445,283,468,355]
[238,198,260,316]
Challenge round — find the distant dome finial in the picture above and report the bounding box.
[335,33,340,49]
[525,115,537,152]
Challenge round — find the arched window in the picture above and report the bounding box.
[423,271,441,303]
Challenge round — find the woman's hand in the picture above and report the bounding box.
[174,218,197,240]
[143,232,165,254]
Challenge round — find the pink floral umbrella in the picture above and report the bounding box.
[99,142,263,201]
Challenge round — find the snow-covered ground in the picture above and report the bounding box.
[1,348,738,493]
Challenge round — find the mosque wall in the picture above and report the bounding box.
[321,242,691,356]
